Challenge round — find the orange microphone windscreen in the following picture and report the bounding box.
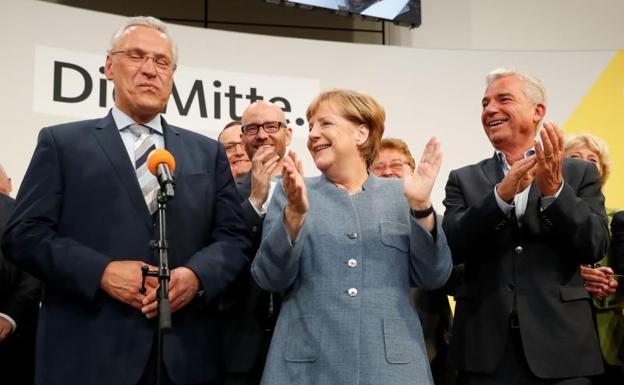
[147,148,176,176]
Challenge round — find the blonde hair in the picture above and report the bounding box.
[306,89,385,168]
[564,133,611,186]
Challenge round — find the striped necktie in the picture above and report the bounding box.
[128,124,158,215]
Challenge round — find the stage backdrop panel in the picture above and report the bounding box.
[1,0,621,209]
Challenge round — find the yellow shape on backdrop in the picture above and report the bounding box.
[564,50,624,211]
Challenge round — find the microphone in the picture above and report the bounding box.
[147,148,176,199]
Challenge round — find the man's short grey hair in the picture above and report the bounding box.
[108,16,178,65]
[486,68,547,106]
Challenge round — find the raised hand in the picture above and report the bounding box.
[249,146,281,210]
[282,151,308,240]
[496,156,538,203]
[403,137,442,210]
[535,121,564,197]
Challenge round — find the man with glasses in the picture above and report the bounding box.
[2,16,250,385]
[218,121,252,181]
[219,101,292,385]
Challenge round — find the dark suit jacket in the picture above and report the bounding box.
[219,172,277,379]
[1,112,251,385]
[0,193,40,385]
[611,211,624,275]
[443,155,607,379]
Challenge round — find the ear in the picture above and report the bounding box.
[533,102,546,124]
[285,126,293,146]
[104,55,114,81]
[355,124,370,146]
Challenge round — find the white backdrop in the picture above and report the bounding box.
[0,0,615,210]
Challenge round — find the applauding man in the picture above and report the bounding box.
[443,69,608,384]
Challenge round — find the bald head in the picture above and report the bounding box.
[241,101,292,160]
[0,164,12,196]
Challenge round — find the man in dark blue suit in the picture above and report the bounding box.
[2,16,250,385]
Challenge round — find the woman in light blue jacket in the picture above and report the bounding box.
[251,89,452,385]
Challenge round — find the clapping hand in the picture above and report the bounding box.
[282,150,308,240]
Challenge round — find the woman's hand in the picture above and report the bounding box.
[282,151,308,241]
[403,138,442,230]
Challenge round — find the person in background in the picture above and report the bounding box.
[564,132,623,383]
[0,163,40,385]
[370,138,454,385]
[252,89,452,385]
[443,68,607,384]
[2,16,250,385]
[219,101,292,385]
[218,121,252,181]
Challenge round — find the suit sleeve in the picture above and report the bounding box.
[1,128,110,302]
[184,144,252,302]
[0,256,40,329]
[539,162,609,264]
[251,183,307,292]
[442,169,510,264]
[611,211,624,275]
[408,213,453,290]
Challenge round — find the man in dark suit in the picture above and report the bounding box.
[217,102,292,385]
[443,68,608,384]
[0,165,40,385]
[2,17,250,385]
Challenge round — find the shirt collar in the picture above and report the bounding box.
[495,147,535,165]
[112,106,164,135]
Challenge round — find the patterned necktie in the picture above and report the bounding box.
[128,124,158,215]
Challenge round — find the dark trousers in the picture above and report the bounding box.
[457,328,593,385]
[136,335,219,385]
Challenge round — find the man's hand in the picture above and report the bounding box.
[0,318,14,342]
[141,266,200,318]
[496,156,537,203]
[581,265,618,300]
[535,121,564,197]
[249,146,281,210]
[282,151,308,241]
[100,260,158,310]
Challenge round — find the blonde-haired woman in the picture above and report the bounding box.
[252,89,452,385]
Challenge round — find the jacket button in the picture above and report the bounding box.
[506,284,515,292]
[514,246,523,255]
[347,258,358,268]
[346,232,358,239]
[347,288,358,297]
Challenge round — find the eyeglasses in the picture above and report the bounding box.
[110,49,176,73]
[241,121,286,136]
[371,161,407,173]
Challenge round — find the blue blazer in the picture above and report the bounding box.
[2,112,251,385]
[252,174,452,385]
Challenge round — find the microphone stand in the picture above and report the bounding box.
[142,180,175,385]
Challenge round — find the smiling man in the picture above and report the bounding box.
[2,16,250,385]
[442,68,608,384]
[218,101,292,385]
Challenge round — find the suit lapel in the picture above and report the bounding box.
[481,153,504,188]
[162,117,183,180]
[521,181,542,232]
[92,112,153,230]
